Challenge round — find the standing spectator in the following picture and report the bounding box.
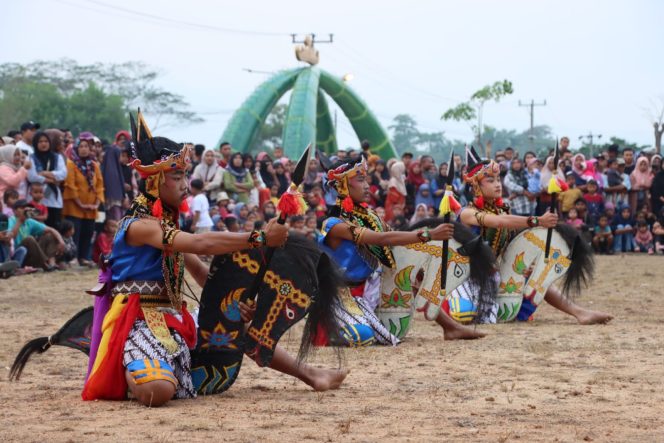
[605,159,628,208]
[62,137,104,266]
[613,206,635,253]
[272,161,289,196]
[414,183,434,211]
[651,158,664,216]
[538,155,564,215]
[525,158,541,215]
[431,162,449,209]
[570,154,590,191]
[385,161,407,222]
[629,156,653,214]
[2,189,19,217]
[401,152,413,170]
[218,142,232,168]
[192,150,223,198]
[0,144,31,200]
[16,121,40,155]
[189,179,214,234]
[223,153,254,204]
[420,155,436,183]
[622,148,636,175]
[504,158,534,216]
[119,146,137,204]
[191,144,206,171]
[583,179,604,226]
[27,131,67,229]
[409,203,428,225]
[559,172,583,217]
[633,221,654,254]
[100,132,127,221]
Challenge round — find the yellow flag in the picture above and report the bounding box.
[547,177,562,194]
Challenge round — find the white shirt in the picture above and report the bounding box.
[191,193,213,228]
[16,140,33,155]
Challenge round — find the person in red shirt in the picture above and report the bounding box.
[218,142,232,168]
[28,183,48,223]
[92,219,117,265]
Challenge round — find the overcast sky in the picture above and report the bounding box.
[6,0,663,151]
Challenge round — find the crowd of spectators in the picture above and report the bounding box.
[1,123,663,279]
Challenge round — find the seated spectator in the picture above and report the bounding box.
[0,144,31,200]
[565,207,584,231]
[57,219,77,268]
[92,219,117,265]
[633,221,654,255]
[559,172,583,217]
[414,183,434,212]
[583,179,604,225]
[613,206,635,253]
[7,199,65,271]
[3,189,19,217]
[592,214,613,254]
[652,218,664,254]
[27,183,48,223]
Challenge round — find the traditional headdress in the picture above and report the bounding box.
[462,145,501,209]
[326,157,368,212]
[129,109,191,217]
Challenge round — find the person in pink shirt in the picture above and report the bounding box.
[0,145,31,200]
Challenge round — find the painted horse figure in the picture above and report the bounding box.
[376,220,497,339]
[376,219,594,334]
[10,235,344,396]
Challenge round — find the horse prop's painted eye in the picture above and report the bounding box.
[453,264,464,278]
[284,303,296,320]
[554,263,563,274]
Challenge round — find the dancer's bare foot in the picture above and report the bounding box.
[576,309,613,325]
[443,324,486,340]
[306,367,350,391]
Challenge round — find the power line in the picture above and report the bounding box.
[518,99,547,149]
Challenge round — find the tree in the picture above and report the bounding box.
[644,96,664,155]
[388,114,421,154]
[441,80,514,153]
[482,125,556,158]
[251,103,287,153]
[0,59,202,132]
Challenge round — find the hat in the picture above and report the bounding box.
[78,131,95,141]
[616,158,626,165]
[20,121,40,132]
[216,191,230,202]
[13,199,30,210]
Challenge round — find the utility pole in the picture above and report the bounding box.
[518,99,547,150]
[578,132,602,158]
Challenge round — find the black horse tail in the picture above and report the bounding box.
[408,218,497,323]
[9,307,93,381]
[554,223,595,297]
[299,252,344,362]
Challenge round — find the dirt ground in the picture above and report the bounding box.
[0,254,662,443]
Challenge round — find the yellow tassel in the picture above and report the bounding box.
[439,194,451,216]
[547,176,562,194]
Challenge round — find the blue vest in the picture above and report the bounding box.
[318,217,374,283]
[110,218,163,283]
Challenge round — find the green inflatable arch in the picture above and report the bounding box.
[218,66,397,160]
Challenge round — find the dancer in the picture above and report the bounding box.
[83,111,346,407]
[318,157,485,347]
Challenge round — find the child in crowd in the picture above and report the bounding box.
[3,189,19,217]
[559,172,583,217]
[92,219,117,265]
[303,214,320,241]
[189,179,214,234]
[224,215,239,233]
[27,183,48,223]
[652,218,664,254]
[565,207,585,231]
[613,206,635,253]
[526,158,541,215]
[57,219,77,269]
[633,221,654,255]
[592,214,613,254]
[289,215,306,235]
[583,179,604,225]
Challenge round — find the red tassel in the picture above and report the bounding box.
[341,195,355,213]
[474,195,484,209]
[449,195,462,213]
[557,178,569,192]
[496,198,504,207]
[151,198,163,218]
[277,192,302,217]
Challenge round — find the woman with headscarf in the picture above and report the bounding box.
[409,203,428,226]
[192,150,222,198]
[570,153,591,192]
[0,145,31,201]
[63,137,104,266]
[99,131,127,221]
[414,182,435,210]
[27,131,67,228]
[222,152,254,204]
[629,156,654,214]
[651,158,664,217]
[384,161,407,222]
[503,157,534,216]
[538,155,565,215]
[273,160,290,196]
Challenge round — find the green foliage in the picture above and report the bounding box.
[251,103,287,153]
[0,59,202,137]
[441,102,475,123]
[482,125,556,157]
[470,80,514,102]
[388,114,421,154]
[388,114,462,162]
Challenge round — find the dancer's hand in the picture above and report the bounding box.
[430,223,455,241]
[239,300,256,323]
[540,212,558,228]
[265,218,289,247]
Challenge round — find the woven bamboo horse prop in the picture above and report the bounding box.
[376,220,496,339]
[376,221,593,336]
[9,234,344,396]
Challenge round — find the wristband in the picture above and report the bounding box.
[417,226,432,243]
[248,230,267,248]
[526,216,539,228]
